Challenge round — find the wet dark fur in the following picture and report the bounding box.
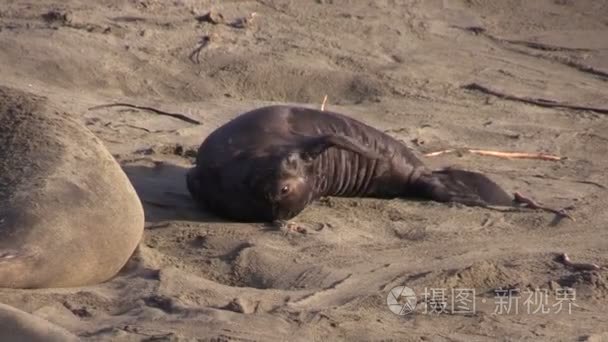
[187,105,514,222]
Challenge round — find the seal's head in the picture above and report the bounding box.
[255,133,381,220]
[263,151,317,220]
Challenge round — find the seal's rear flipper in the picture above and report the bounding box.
[418,167,515,207]
[417,168,575,220]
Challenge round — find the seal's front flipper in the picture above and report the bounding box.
[0,248,42,288]
[418,167,514,207]
[0,250,20,262]
[291,132,381,161]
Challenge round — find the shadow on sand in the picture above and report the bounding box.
[121,162,226,223]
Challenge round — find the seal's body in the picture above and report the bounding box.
[0,86,145,289]
[0,303,79,342]
[187,105,514,222]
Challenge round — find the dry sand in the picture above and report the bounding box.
[1,0,608,341]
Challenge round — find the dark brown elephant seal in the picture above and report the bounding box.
[186,105,516,222]
[0,86,145,288]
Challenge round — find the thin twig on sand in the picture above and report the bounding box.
[513,192,574,221]
[557,253,603,271]
[457,26,608,81]
[88,103,201,125]
[459,26,592,53]
[531,174,606,190]
[463,83,608,115]
[424,148,565,161]
[321,94,328,111]
[189,35,211,64]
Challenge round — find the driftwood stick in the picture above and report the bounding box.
[321,94,328,111]
[88,103,202,125]
[468,149,564,161]
[463,83,608,115]
[424,148,565,161]
[557,253,602,271]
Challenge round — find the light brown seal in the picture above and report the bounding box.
[0,86,144,288]
[0,303,79,342]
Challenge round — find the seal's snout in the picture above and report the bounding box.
[259,174,310,221]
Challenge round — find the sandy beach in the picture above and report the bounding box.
[1,0,607,341]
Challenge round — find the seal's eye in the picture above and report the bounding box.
[280,185,290,194]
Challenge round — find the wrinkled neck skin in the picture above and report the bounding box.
[283,108,430,201]
[304,134,429,201]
